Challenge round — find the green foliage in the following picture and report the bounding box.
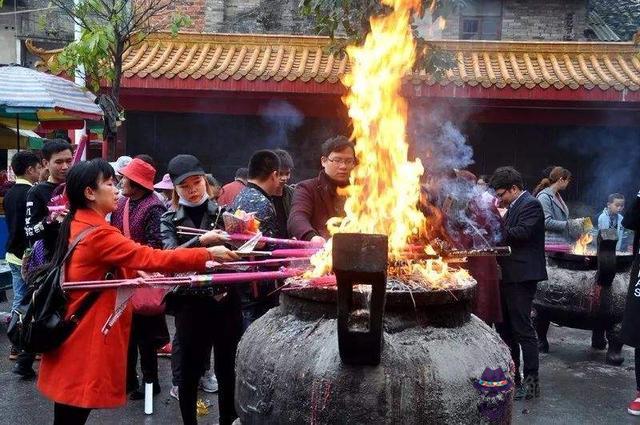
[300,0,467,74]
[170,12,192,37]
[50,0,190,98]
[52,27,116,92]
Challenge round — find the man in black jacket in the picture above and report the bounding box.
[490,166,547,400]
[24,139,73,258]
[3,151,41,359]
[15,140,72,379]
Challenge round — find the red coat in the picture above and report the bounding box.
[37,209,209,408]
[287,171,345,241]
[218,180,246,206]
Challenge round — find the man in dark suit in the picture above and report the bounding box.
[490,166,547,400]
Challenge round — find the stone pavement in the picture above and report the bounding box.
[1,294,640,424]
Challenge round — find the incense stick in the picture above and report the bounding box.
[176,226,323,248]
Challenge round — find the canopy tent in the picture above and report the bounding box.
[0,65,103,149]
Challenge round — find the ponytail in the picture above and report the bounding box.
[534,166,572,196]
[533,178,552,196]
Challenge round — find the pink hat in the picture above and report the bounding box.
[154,173,173,190]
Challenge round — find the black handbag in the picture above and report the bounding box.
[7,226,100,353]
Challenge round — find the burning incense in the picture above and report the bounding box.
[443,247,512,258]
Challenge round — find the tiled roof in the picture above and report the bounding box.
[587,11,621,41]
[591,0,640,41]
[26,32,640,92]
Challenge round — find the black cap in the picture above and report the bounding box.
[167,154,206,185]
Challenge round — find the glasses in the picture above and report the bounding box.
[495,189,508,198]
[326,157,356,166]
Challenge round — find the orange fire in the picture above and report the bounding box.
[308,0,470,289]
[573,233,594,255]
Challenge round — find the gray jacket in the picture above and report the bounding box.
[536,187,571,245]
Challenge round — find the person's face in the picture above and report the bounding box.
[85,175,119,214]
[175,175,206,203]
[38,164,49,182]
[558,177,570,190]
[494,185,519,208]
[320,147,356,183]
[262,170,281,196]
[25,162,43,184]
[276,168,292,193]
[609,199,625,214]
[44,149,73,183]
[120,176,144,198]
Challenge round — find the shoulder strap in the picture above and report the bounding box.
[59,225,99,285]
[123,198,131,238]
[61,225,102,324]
[60,225,99,265]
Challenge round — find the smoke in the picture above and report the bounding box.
[410,107,474,176]
[260,100,304,148]
[438,177,503,249]
[557,126,640,210]
[408,104,501,248]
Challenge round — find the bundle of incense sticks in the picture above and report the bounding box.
[176,226,323,248]
[443,246,512,258]
[237,249,319,258]
[62,268,305,291]
[211,257,311,269]
[544,244,572,253]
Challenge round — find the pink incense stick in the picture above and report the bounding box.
[545,244,572,252]
[271,249,319,257]
[63,268,305,291]
[176,226,323,248]
[214,257,311,268]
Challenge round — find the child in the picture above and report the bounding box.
[598,193,626,251]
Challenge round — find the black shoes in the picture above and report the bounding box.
[591,331,607,350]
[514,375,540,401]
[538,339,549,353]
[12,363,36,380]
[606,350,625,366]
[129,382,161,400]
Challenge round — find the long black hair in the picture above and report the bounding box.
[48,159,115,267]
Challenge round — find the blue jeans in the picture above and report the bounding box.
[9,263,27,313]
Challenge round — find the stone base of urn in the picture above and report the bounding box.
[235,284,514,425]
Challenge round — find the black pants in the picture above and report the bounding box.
[172,293,243,425]
[126,314,169,390]
[636,348,640,391]
[240,281,279,331]
[495,281,540,378]
[53,403,91,425]
[171,335,213,387]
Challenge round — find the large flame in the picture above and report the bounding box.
[308,0,469,288]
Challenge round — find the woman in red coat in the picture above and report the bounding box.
[37,159,238,425]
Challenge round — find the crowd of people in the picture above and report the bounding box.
[1,135,639,423]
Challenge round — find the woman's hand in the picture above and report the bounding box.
[199,229,230,246]
[310,235,326,246]
[207,245,240,262]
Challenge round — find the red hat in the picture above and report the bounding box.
[119,158,156,191]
